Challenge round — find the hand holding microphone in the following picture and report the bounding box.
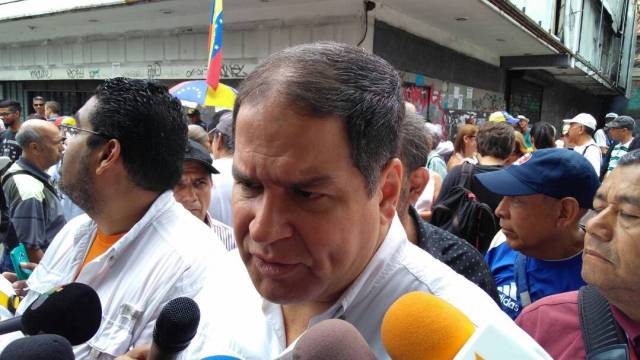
[149,296,201,360]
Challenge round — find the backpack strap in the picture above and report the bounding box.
[2,169,58,197]
[582,143,598,157]
[457,162,475,189]
[579,285,630,360]
[514,253,532,308]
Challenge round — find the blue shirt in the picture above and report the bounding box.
[485,238,586,319]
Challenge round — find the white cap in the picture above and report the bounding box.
[563,113,597,130]
[605,112,618,119]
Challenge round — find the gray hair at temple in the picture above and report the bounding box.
[618,149,640,167]
[232,41,404,196]
[398,111,432,177]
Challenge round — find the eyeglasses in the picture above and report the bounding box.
[60,124,112,140]
[33,104,44,107]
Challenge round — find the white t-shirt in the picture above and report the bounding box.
[573,139,601,177]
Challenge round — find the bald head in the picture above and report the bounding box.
[17,119,65,170]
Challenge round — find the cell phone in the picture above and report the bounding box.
[10,244,33,281]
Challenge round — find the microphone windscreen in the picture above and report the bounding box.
[381,291,475,360]
[22,282,102,345]
[0,334,74,360]
[153,297,201,353]
[292,319,376,360]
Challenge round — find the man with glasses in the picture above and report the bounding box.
[30,96,46,118]
[0,120,65,272]
[0,100,23,164]
[11,78,225,358]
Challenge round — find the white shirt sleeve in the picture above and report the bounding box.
[583,145,602,177]
[594,129,607,148]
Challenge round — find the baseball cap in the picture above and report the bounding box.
[475,148,599,209]
[186,108,200,116]
[489,111,518,126]
[605,115,635,130]
[214,111,233,137]
[517,115,529,123]
[54,116,77,127]
[605,112,618,120]
[563,113,597,131]
[184,139,218,174]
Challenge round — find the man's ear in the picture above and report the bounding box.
[378,158,403,225]
[557,197,581,227]
[407,167,429,205]
[95,139,122,176]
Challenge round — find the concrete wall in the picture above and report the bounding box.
[540,79,606,127]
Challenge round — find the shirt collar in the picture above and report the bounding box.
[17,157,50,181]
[611,305,640,348]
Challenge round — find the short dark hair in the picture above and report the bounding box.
[530,121,556,149]
[233,41,404,195]
[32,96,44,103]
[477,122,515,159]
[617,149,640,167]
[45,101,60,114]
[0,100,21,114]
[90,77,187,192]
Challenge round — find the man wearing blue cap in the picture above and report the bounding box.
[478,148,600,319]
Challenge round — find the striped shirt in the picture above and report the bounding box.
[607,138,633,175]
[206,212,235,251]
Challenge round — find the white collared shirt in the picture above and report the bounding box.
[209,157,234,227]
[183,216,520,359]
[13,191,226,360]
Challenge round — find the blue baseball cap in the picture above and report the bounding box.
[475,148,600,209]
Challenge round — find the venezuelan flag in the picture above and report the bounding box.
[207,0,223,90]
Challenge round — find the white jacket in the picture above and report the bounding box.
[16,191,225,359]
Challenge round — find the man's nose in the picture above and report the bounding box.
[248,192,294,245]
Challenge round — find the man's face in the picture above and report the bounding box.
[0,107,19,127]
[495,194,561,255]
[566,122,583,143]
[39,125,65,169]
[59,97,99,215]
[173,161,212,222]
[582,165,640,295]
[233,99,385,304]
[33,101,45,116]
[518,120,528,131]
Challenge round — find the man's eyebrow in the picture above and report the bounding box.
[617,195,640,208]
[231,165,334,187]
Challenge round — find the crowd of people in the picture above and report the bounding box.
[0,41,636,359]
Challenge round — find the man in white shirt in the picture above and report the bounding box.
[209,111,234,227]
[10,78,226,359]
[564,113,602,176]
[604,115,635,176]
[168,42,524,360]
[594,112,617,155]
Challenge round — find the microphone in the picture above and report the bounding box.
[381,291,552,360]
[0,282,102,345]
[292,318,376,360]
[149,297,200,360]
[0,334,74,360]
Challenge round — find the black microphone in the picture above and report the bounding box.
[0,334,74,360]
[149,297,200,360]
[0,282,102,345]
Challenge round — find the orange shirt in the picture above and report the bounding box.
[81,231,124,270]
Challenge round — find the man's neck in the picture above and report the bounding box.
[93,189,160,235]
[618,134,633,145]
[526,226,584,260]
[9,122,19,132]
[399,211,418,245]
[478,155,505,166]
[282,302,334,346]
[606,292,640,323]
[574,136,592,147]
[20,154,47,172]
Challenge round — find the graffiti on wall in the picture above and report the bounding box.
[402,76,505,140]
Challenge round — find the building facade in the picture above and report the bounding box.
[0,0,635,135]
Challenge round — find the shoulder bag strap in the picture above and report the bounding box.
[514,253,532,308]
[579,285,630,360]
[2,169,57,196]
